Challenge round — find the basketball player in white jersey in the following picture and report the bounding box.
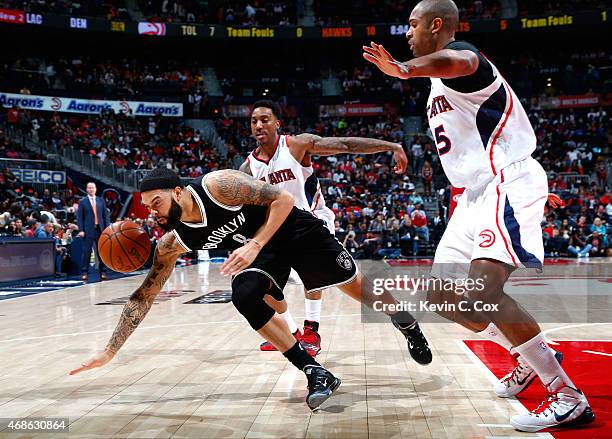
[363,0,594,432]
[239,99,411,356]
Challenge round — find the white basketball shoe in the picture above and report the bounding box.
[510,376,595,432]
[494,350,563,398]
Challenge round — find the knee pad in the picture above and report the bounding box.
[231,271,275,330]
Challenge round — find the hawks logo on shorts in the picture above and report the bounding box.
[336,250,353,270]
[478,229,496,248]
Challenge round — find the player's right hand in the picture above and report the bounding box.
[392,144,408,174]
[220,240,261,276]
[78,231,85,238]
[69,350,115,375]
[362,42,411,79]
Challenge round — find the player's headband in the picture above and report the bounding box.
[140,173,181,192]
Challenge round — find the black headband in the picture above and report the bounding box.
[140,174,181,192]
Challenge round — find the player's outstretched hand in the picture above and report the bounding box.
[546,193,565,209]
[362,42,411,79]
[392,144,408,174]
[221,240,261,276]
[69,350,114,375]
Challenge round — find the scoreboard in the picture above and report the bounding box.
[0,8,609,39]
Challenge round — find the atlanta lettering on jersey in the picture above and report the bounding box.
[427,95,454,120]
[258,168,297,185]
[201,212,246,250]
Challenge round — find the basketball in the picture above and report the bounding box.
[98,221,151,273]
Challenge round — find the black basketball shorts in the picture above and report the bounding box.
[232,217,358,298]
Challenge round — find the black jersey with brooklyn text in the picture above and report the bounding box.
[172,176,314,252]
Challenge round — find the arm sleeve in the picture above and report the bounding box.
[441,40,496,93]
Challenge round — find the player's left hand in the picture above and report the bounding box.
[546,193,565,209]
[69,350,114,375]
[392,144,408,173]
[221,240,261,276]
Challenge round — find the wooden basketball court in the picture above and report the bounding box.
[1,259,610,438]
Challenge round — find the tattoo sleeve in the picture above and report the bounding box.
[302,134,399,156]
[104,234,180,354]
[206,170,284,207]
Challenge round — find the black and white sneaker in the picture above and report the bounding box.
[392,320,433,365]
[495,350,563,398]
[510,377,595,432]
[304,365,341,411]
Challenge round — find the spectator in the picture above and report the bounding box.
[567,229,592,258]
[77,182,110,281]
[422,160,433,197]
[411,204,429,245]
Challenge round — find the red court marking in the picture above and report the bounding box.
[464,340,612,438]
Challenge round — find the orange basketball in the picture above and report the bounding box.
[98,221,152,273]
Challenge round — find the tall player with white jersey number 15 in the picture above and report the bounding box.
[363,0,594,433]
[239,100,431,361]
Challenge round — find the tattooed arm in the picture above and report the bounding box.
[69,233,184,375]
[287,134,407,173]
[205,170,295,275]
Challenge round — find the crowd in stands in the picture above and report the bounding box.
[138,0,296,25]
[2,106,234,179]
[1,0,129,19]
[501,49,609,100]
[314,0,501,25]
[0,57,208,102]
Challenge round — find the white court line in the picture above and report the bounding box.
[583,350,612,357]
[0,313,363,344]
[478,424,513,428]
[457,340,554,439]
[542,322,612,336]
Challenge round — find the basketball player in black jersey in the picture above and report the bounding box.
[70,167,431,411]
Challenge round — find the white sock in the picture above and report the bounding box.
[304,298,322,322]
[477,322,513,351]
[514,332,574,390]
[279,309,298,334]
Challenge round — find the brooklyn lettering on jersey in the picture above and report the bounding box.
[201,212,247,250]
[427,95,454,120]
[258,168,297,185]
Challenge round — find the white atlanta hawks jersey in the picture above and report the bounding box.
[426,60,536,190]
[247,135,335,232]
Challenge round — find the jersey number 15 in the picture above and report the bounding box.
[434,125,452,155]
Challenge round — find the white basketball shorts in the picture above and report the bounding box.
[432,157,548,280]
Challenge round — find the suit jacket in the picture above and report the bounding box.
[78,196,110,236]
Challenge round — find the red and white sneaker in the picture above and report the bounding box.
[495,350,563,398]
[298,320,322,357]
[259,330,302,351]
[510,377,595,432]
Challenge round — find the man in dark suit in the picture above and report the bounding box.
[77,182,110,281]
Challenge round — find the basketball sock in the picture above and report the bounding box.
[513,332,575,390]
[279,309,299,334]
[477,322,513,351]
[283,341,320,370]
[390,310,416,328]
[304,298,322,323]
